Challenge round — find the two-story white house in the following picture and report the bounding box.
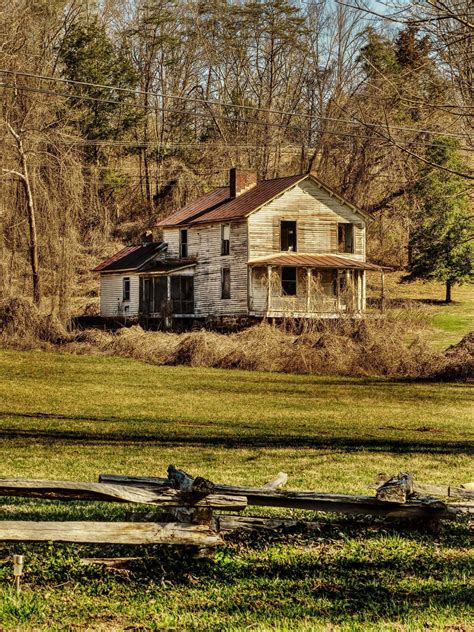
[95,169,384,324]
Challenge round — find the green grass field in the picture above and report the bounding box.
[0,349,472,630]
[373,273,474,350]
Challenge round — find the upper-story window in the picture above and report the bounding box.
[122,277,130,301]
[338,223,354,253]
[180,229,188,258]
[221,224,230,256]
[281,221,297,252]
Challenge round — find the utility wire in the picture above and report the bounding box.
[0,69,470,140]
[2,81,472,153]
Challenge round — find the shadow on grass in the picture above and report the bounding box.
[0,525,471,624]
[0,425,472,454]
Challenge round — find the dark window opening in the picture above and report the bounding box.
[180,229,188,258]
[221,224,230,256]
[338,223,354,253]
[281,221,297,252]
[122,277,130,301]
[281,267,297,296]
[171,276,194,314]
[221,267,231,299]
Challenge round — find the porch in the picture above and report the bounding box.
[248,254,385,318]
[138,261,196,319]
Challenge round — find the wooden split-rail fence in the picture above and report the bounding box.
[0,467,472,548]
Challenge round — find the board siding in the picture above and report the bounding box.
[100,274,140,317]
[164,222,248,317]
[248,180,366,261]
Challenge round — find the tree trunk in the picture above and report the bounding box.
[445,281,452,303]
[5,122,41,305]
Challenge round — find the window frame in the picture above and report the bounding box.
[280,220,297,252]
[221,223,230,256]
[337,223,354,254]
[281,267,297,296]
[221,267,231,299]
[122,276,131,302]
[179,228,188,258]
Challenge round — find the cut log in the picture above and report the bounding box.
[263,472,288,489]
[0,479,245,510]
[99,474,455,520]
[0,521,223,546]
[376,473,414,503]
[167,465,214,495]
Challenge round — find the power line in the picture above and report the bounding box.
[0,69,470,140]
[3,81,472,154]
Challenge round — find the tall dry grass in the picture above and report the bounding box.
[1,298,471,379]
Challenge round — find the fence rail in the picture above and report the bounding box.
[0,467,471,547]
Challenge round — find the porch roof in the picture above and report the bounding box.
[248,253,385,270]
[139,258,196,274]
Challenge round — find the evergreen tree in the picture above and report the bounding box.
[59,17,140,160]
[404,138,473,302]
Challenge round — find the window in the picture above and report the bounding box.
[122,277,130,301]
[170,276,194,314]
[221,224,230,256]
[281,221,297,252]
[180,229,188,258]
[281,267,297,296]
[338,223,354,253]
[221,267,231,299]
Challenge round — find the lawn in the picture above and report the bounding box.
[368,272,474,350]
[0,349,472,630]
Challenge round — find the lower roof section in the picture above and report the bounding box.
[248,253,385,270]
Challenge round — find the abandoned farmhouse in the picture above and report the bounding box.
[95,169,384,325]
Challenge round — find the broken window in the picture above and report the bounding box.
[221,267,231,299]
[221,224,230,256]
[122,277,130,301]
[281,267,297,296]
[281,221,297,252]
[180,229,188,258]
[338,223,354,253]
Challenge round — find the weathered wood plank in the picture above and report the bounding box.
[0,479,246,510]
[374,476,474,501]
[99,474,455,519]
[376,473,414,504]
[0,521,223,545]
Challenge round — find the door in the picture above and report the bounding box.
[140,276,168,315]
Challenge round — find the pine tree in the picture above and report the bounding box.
[404,138,473,302]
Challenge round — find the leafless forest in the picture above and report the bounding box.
[0,0,472,320]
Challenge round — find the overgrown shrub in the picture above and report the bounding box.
[0,298,68,348]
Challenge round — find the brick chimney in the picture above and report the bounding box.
[229,168,257,198]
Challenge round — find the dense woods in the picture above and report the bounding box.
[0,0,472,319]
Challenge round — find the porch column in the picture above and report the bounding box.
[306,268,311,312]
[267,265,272,313]
[248,266,253,312]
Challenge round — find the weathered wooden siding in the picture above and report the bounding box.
[248,179,366,261]
[100,273,140,317]
[163,223,248,317]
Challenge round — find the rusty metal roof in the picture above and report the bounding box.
[156,175,304,227]
[156,186,230,227]
[93,242,167,272]
[248,253,385,270]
